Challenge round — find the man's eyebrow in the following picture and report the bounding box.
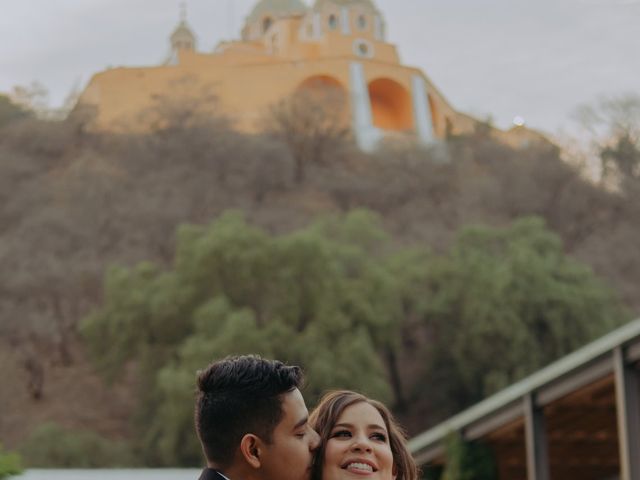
[293,415,309,430]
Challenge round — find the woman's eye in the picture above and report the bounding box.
[332,430,351,438]
[296,432,306,438]
[371,432,387,442]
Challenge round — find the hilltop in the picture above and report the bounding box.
[0,98,638,466]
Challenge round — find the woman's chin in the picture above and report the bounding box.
[325,469,383,480]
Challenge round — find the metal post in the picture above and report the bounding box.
[614,347,640,480]
[524,393,550,480]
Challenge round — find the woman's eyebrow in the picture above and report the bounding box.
[368,424,387,431]
[333,422,387,431]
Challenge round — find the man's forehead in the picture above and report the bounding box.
[282,387,303,403]
[280,388,308,424]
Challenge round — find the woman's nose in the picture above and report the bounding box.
[350,436,372,452]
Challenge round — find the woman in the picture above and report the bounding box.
[309,391,418,480]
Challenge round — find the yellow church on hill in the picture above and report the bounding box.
[79,0,538,150]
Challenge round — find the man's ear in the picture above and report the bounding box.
[239,434,262,469]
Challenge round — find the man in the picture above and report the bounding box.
[195,355,320,480]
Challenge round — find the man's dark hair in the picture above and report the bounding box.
[195,355,303,466]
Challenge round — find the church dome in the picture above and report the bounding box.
[171,21,195,45]
[165,6,197,65]
[170,4,196,52]
[247,0,309,22]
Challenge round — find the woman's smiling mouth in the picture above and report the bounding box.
[342,460,377,474]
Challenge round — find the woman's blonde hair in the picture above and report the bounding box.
[309,390,418,480]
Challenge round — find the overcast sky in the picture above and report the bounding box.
[0,0,638,133]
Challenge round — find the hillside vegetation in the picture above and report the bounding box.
[1,92,638,467]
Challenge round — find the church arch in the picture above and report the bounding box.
[296,75,348,120]
[367,78,413,132]
[357,13,368,30]
[328,14,339,30]
[263,16,273,33]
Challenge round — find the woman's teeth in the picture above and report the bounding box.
[346,463,373,473]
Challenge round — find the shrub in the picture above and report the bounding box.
[0,444,23,480]
[20,423,136,468]
[440,433,497,480]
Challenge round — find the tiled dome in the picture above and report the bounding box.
[312,0,378,13]
[247,0,309,22]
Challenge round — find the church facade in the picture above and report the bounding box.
[79,0,534,150]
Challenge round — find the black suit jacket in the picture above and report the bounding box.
[198,469,229,480]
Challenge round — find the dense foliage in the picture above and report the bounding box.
[0,444,22,479]
[81,210,399,465]
[20,423,134,468]
[81,211,625,466]
[437,434,496,480]
[414,217,624,414]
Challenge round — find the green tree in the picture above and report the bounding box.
[0,444,22,479]
[440,433,496,480]
[601,132,640,185]
[82,211,627,465]
[415,217,627,416]
[575,94,640,189]
[19,423,134,468]
[82,210,395,466]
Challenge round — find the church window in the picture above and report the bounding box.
[328,14,338,30]
[353,39,374,58]
[357,14,367,30]
[263,17,273,33]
